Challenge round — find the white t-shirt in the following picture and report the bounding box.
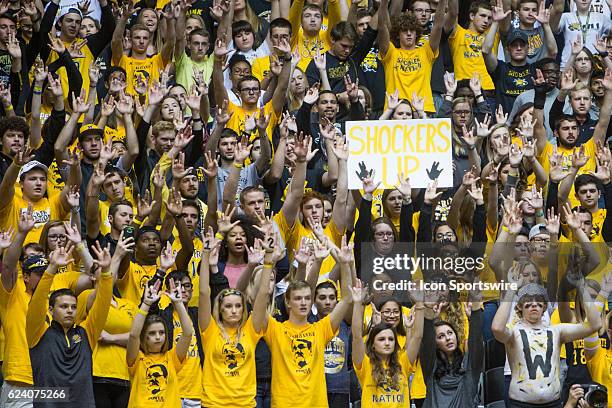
[570,0,611,17]
[556,12,612,69]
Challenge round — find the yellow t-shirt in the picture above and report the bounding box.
[127,349,185,408]
[172,310,202,400]
[276,211,344,276]
[355,352,415,407]
[0,193,68,245]
[586,346,612,407]
[448,25,496,91]
[117,262,159,305]
[264,315,337,408]
[226,100,280,141]
[46,38,95,102]
[172,236,202,308]
[537,139,597,207]
[119,54,165,96]
[251,55,270,81]
[201,317,262,407]
[0,278,33,384]
[382,41,438,112]
[76,290,137,381]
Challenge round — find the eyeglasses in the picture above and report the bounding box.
[48,234,67,241]
[374,231,394,238]
[240,87,260,94]
[381,310,401,317]
[531,237,550,243]
[180,282,193,290]
[232,69,250,76]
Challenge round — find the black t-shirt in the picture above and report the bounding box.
[0,49,12,87]
[493,61,535,114]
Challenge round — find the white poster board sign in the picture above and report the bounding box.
[346,118,453,189]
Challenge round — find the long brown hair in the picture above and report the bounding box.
[141,314,169,354]
[365,323,403,389]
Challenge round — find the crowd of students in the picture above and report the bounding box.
[0,0,610,407]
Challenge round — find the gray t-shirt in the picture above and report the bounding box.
[216,163,262,209]
[506,26,549,64]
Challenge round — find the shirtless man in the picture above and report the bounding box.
[492,281,602,407]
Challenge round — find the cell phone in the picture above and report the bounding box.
[123,226,135,241]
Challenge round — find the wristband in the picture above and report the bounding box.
[133,218,143,226]
[192,117,203,123]
[584,334,600,351]
[473,93,483,99]
[502,225,510,233]
[137,308,148,316]
[33,86,43,93]
[600,51,609,58]
[71,207,80,213]
[33,90,43,95]
[233,162,244,169]
[215,232,224,240]
[4,105,13,111]
[263,263,274,268]
[535,210,544,217]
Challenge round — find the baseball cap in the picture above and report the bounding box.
[18,160,49,180]
[22,255,49,274]
[528,223,549,240]
[517,283,549,303]
[58,7,83,20]
[136,225,161,241]
[79,124,104,141]
[507,30,528,45]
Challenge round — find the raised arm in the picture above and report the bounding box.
[491,286,517,344]
[127,281,162,367]
[330,136,349,231]
[559,278,603,343]
[212,36,230,107]
[429,0,447,53]
[198,228,219,331]
[444,0,458,34]
[279,134,310,227]
[593,69,612,146]
[83,245,113,347]
[328,237,353,331]
[271,39,292,114]
[252,242,276,333]
[26,247,74,347]
[167,281,194,362]
[350,280,366,367]
[1,206,35,292]
[111,3,132,66]
[378,0,390,58]
[405,300,424,364]
[549,0,564,33]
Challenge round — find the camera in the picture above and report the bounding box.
[579,384,608,408]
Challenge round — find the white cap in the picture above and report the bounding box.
[18,160,49,180]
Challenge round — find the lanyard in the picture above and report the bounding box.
[576,11,591,44]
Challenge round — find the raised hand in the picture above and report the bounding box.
[485,163,501,184]
[143,280,162,306]
[202,150,218,179]
[548,146,567,183]
[101,96,116,117]
[172,151,193,180]
[49,246,75,268]
[68,40,88,59]
[469,73,482,94]
[294,237,312,265]
[313,238,332,261]
[165,188,183,217]
[344,76,359,103]
[18,203,35,232]
[495,105,508,124]
[562,202,581,231]
[47,73,63,97]
[560,69,579,93]
[462,125,477,148]
[545,208,560,236]
[355,161,370,181]
[571,145,589,169]
[64,221,82,245]
[116,93,135,116]
[71,89,91,114]
[424,179,442,204]
[6,33,20,59]
[349,279,367,304]
[467,182,484,204]
[386,90,400,111]
[159,242,177,271]
[0,227,13,250]
[410,92,425,114]
[313,47,326,71]
[491,0,510,22]
[395,173,411,198]
[136,189,154,220]
[247,238,265,265]
[443,71,456,95]
[362,171,380,195]
[475,114,491,137]
[218,205,240,236]
[508,143,523,167]
[91,242,112,273]
[303,84,320,105]
[534,0,550,24]
[330,136,349,161]
[214,34,230,58]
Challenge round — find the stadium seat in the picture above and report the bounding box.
[484,367,505,405]
[485,338,506,370]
